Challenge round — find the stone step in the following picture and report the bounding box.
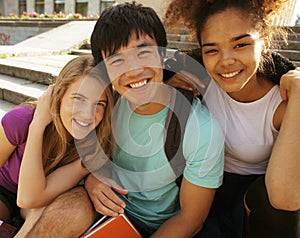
[0,99,16,119]
[275,49,300,61]
[167,40,199,50]
[290,26,300,34]
[286,32,300,41]
[279,40,300,51]
[0,55,77,84]
[71,49,92,56]
[0,73,47,105]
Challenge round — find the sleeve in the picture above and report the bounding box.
[1,106,34,146]
[183,100,225,188]
[261,51,296,84]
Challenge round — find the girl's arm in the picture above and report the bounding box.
[266,69,300,211]
[17,86,89,208]
[0,124,16,168]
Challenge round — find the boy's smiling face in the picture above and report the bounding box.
[102,33,166,114]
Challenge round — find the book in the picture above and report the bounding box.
[82,214,142,238]
[0,220,17,238]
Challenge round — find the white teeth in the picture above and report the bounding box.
[74,119,89,127]
[129,79,147,88]
[221,71,240,78]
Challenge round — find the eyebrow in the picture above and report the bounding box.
[202,33,251,47]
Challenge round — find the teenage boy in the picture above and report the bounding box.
[23,2,224,237]
[85,2,224,237]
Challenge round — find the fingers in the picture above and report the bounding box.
[279,69,300,100]
[93,184,125,216]
[90,182,126,216]
[179,70,206,89]
[85,174,127,217]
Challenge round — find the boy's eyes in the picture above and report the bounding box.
[107,47,156,66]
[109,58,124,66]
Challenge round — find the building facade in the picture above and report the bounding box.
[0,0,170,18]
[0,0,299,25]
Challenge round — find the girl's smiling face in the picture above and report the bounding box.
[60,76,107,140]
[201,8,266,98]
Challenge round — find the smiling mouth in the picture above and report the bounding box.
[73,118,92,127]
[128,79,149,88]
[220,70,242,78]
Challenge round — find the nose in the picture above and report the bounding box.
[220,50,235,66]
[78,103,95,120]
[124,55,144,77]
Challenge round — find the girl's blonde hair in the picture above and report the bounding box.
[27,55,114,175]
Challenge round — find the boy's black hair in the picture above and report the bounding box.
[91,1,167,63]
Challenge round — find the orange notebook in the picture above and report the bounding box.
[82,214,142,238]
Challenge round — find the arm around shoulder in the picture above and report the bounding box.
[266,69,300,211]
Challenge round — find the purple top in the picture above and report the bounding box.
[0,106,34,194]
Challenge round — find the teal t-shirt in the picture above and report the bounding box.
[111,94,224,229]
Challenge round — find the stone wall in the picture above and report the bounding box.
[0,19,70,45]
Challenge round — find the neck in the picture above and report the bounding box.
[228,75,274,102]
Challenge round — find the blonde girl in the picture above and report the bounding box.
[0,55,114,236]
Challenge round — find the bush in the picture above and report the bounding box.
[0,11,99,20]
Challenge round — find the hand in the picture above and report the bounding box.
[279,67,300,100]
[32,85,54,128]
[84,174,128,217]
[166,70,205,97]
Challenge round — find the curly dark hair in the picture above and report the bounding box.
[164,0,292,80]
[165,0,289,44]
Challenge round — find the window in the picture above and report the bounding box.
[19,0,26,16]
[76,0,88,16]
[54,0,65,13]
[35,0,44,14]
[100,0,115,13]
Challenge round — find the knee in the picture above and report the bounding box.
[267,192,300,211]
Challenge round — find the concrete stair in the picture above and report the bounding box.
[0,20,95,118]
[0,55,77,117]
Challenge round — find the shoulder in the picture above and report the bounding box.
[185,98,224,154]
[190,98,222,133]
[2,106,34,125]
[1,106,35,144]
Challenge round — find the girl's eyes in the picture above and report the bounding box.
[96,102,106,108]
[204,49,218,54]
[203,42,251,55]
[73,96,84,101]
[235,43,250,49]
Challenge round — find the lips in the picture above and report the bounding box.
[127,77,152,89]
[128,79,148,88]
[73,118,92,128]
[220,70,242,78]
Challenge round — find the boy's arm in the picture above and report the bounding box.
[151,178,215,238]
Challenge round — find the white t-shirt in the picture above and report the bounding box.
[204,80,282,175]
